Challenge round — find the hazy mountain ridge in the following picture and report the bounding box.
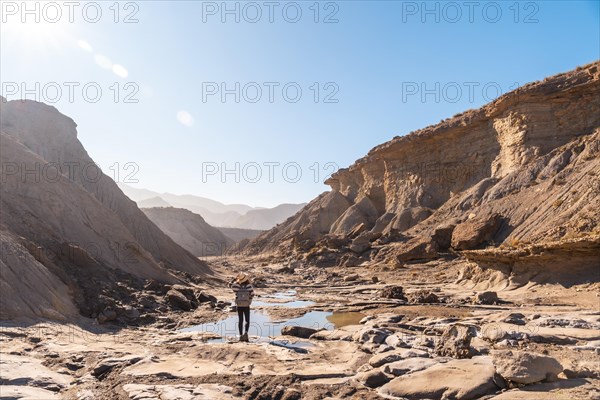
[119,183,305,230]
[137,196,172,208]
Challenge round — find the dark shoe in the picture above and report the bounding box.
[241,333,249,342]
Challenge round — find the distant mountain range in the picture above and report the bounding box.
[118,184,305,230]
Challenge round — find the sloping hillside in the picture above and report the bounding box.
[142,207,234,257]
[245,62,600,275]
[0,99,212,320]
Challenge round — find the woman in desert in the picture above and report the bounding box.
[228,273,254,342]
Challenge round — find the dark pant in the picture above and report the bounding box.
[237,306,250,335]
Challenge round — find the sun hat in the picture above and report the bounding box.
[235,273,250,284]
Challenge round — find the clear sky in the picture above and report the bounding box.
[1,0,599,207]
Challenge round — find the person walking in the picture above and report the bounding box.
[229,273,254,342]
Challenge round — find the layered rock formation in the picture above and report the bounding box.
[0,99,212,320]
[246,62,600,275]
[142,207,234,257]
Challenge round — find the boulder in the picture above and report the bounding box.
[171,285,196,300]
[378,356,499,400]
[214,300,229,309]
[409,290,440,304]
[196,292,217,304]
[166,289,192,311]
[492,350,563,384]
[475,291,499,305]
[280,325,319,339]
[434,324,478,359]
[396,239,439,263]
[431,223,456,249]
[377,286,407,301]
[121,306,140,320]
[355,369,391,388]
[451,213,503,250]
[349,235,371,253]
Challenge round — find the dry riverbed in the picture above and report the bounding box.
[1,257,599,399]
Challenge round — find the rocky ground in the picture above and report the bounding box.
[1,256,599,399]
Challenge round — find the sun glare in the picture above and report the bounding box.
[1,17,70,56]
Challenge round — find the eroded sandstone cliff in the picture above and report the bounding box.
[245,62,600,276]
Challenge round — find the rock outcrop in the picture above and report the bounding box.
[142,207,234,257]
[244,62,600,279]
[492,350,563,384]
[0,99,212,320]
[378,356,499,400]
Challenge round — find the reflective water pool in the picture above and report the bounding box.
[180,310,366,343]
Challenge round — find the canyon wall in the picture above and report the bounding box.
[245,62,600,271]
[0,99,213,320]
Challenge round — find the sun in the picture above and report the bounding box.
[1,14,71,57]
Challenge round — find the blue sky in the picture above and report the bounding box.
[1,0,599,207]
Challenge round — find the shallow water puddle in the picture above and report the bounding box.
[180,310,366,343]
[252,290,316,308]
[325,311,366,327]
